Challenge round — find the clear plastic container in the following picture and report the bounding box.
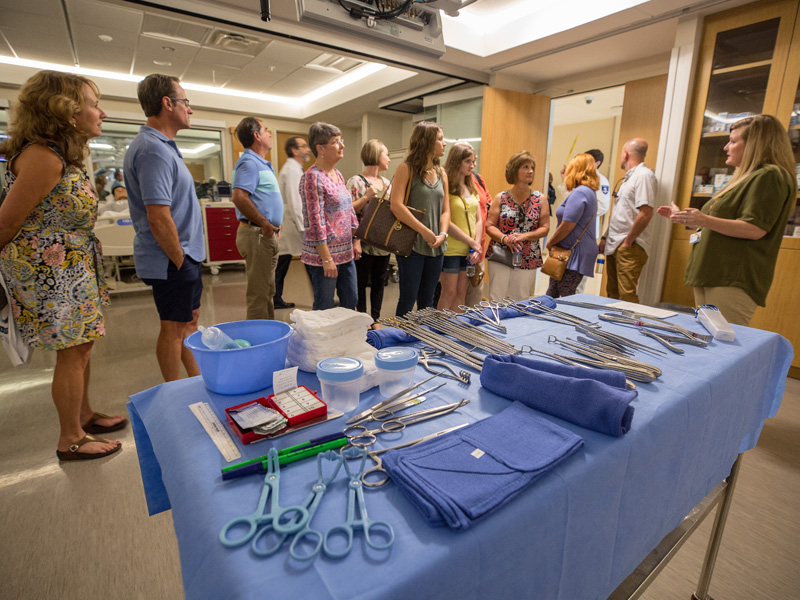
[465,249,476,278]
[316,357,364,414]
[512,250,522,267]
[375,347,419,397]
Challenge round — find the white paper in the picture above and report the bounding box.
[272,366,299,395]
[605,301,677,319]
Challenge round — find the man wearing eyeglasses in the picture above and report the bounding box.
[124,74,205,382]
[598,138,656,303]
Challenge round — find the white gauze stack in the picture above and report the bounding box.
[287,307,379,392]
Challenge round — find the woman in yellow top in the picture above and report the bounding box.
[438,143,483,311]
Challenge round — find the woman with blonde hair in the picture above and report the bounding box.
[659,114,795,325]
[544,153,599,298]
[438,142,482,311]
[0,70,124,461]
[485,151,549,301]
[390,121,450,315]
[347,139,392,323]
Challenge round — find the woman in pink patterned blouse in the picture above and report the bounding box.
[300,122,361,310]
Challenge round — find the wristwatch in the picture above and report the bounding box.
[440,232,449,239]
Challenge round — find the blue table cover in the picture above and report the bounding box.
[127,294,793,600]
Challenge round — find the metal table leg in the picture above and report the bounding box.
[608,453,744,600]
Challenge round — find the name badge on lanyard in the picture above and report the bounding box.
[689,230,702,244]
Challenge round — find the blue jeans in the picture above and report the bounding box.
[395,251,444,316]
[307,261,357,311]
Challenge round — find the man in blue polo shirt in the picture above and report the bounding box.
[231,117,283,319]
[124,73,205,382]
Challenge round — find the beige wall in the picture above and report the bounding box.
[549,117,618,185]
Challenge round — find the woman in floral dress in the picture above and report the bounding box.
[0,71,125,461]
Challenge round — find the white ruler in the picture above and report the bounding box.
[189,402,242,462]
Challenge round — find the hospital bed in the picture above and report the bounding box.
[94,211,148,294]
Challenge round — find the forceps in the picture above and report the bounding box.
[287,450,344,561]
[638,328,707,353]
[479,300,506,326]
[353,424,469,487]
[219,449,309,556]
[419,347,471,384]
[344,398,470,448]
[346,371,442,425]
[323,447,395,558]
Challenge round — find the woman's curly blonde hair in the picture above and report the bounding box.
[0,70,99,168]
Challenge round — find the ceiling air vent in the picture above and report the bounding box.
[205,30,267,55]
[305,53,365,74]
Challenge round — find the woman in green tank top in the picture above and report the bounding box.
[390,122,451,316]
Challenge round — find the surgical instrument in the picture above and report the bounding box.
[350,424,470,487]
[344,399,470,448]
[599,312,712,342]
[419,347,471,384]
[379,316,486,370]
[286,450,344,561]
[547,335,662,380]
[453,304,507,333]
[520,344,637,390]
[347,371,442,425]
[219,449,309,556]
[638,328,707,353]
[323,447,394,558]
[410,308,518,355]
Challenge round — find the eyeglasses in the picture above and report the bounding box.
[168,97,191,108]
[327,138,345,147]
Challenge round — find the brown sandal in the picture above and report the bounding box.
[83,412,128,434]
[56,434,122,462]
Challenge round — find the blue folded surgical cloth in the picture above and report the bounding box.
[480,354,637,437]
[366,327,417,349]
[467,295,556,325]
[382,402,584,529]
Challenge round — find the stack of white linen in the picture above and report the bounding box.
[287,307,379,392]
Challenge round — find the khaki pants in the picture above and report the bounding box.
[693,286,757,327]
[605,244,648,303]
[235,224,279,320]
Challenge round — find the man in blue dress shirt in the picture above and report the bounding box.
[124,74,205,381]
[231,117,283,319]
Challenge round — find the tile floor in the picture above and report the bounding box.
[0,259,796,599]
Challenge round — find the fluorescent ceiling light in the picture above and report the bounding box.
[179,142,214,154]
[444,137,481,143]
[0,56,385,108]
[442,0,648,57]
[89,143,114,149]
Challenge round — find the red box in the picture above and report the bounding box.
[224,386,327,445]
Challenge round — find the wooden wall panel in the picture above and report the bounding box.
[601,74,669,295]
[480,88,551,197]
[660,238,696,307]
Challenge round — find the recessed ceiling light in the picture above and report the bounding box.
[161,46,175,52]
[153,60,173,66]
[98,34,113,43]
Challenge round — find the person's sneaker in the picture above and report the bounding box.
[274,300,295,309]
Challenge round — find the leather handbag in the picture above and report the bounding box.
[487,243,514,267]
[355,173,425,257]
[541,217,593,282]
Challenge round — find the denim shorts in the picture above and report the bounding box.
[441,254,467,274]
[143,256,203,322]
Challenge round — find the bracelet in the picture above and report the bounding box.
[501,234,507,244]
[601,236,607,240]
[322,259,333,264]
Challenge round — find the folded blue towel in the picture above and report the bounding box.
[480,354,636,437]
[382,402,584,529]
[366,327,416,349]
[467,295,556,325]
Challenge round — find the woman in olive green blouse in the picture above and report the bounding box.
[658,115,795,325]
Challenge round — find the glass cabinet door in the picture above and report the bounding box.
[690,19,781,210]
[784,80,800,237]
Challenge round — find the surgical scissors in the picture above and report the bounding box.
[354,424,469,487]
[344,398,470,448]
[219,449,309,556]
[346,371,442,425]
[323,447,394,558]
[419,347,471,384]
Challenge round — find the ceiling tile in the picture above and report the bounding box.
[181,63,241,87]
[192,47,255,69]
[133,35,199,76]
[66,0,143,32]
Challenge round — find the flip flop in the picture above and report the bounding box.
[83,412,128,434]
[56,434,122,462]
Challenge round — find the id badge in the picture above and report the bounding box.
[689,230,702,245]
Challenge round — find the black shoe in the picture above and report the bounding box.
[274,300,295,309]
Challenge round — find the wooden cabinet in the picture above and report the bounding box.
[202,202,244,274]
[661,0,800,374]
